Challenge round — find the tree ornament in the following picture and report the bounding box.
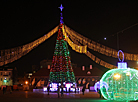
[100,50,138,101]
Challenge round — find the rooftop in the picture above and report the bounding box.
[32,66,104,77]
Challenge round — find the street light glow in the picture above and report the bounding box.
[25,81,28,85]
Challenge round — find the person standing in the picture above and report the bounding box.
[47,85,50,95]
[75,87,76,93]
[10,86,12,94]
[61,83,64,97]
[57,86,60,98]
[47,82,50,95]
[3,87,5,94]
[82,86,85,95]
[97,88,102,98]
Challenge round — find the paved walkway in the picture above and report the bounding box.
[0,90,135,102]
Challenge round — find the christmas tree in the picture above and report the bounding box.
[49,4,75,84]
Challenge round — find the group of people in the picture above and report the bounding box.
[47,83,64,98]
[47,84,102,98]
[3,86,12,94]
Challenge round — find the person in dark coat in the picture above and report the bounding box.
[57,86,60,98]
[10,86,12,94]
[3,87,5,94]
[75,87,76,93]
[61,83,64,97]
[47,85,50,95]
[97,88,102,98]
[47,82,50,95]
[82,86,85,95]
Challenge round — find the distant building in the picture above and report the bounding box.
[40,59,52,69]
[30,63,104,89]
[73,65,105,89]
[32,65,39,73]
[24,72,33,79]
[32,59,78,73]
[17,77,25,85]
[0,68,13,87]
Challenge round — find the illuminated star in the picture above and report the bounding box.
[59,4,64,11]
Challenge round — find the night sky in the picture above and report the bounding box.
[0,0,138,76]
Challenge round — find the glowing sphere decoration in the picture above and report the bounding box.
[100,50,138,101]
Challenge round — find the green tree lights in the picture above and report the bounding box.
[49,23,75,84]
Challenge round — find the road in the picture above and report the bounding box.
[0,90,135,102]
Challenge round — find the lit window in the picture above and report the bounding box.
[87,71,91,74]
[82,79,86,84]
[48,65,50,69]
[82,66,85,70]
[92,78,95,81]
[90,65,92,69]
[88,78,91,81]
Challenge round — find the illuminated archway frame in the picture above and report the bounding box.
[100,50,138,101]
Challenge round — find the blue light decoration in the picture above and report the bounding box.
[58,4,64,11]
[60,13,64,24]
[117,50,127,69]
[94,81,100,92]
[100,50,138,101]
[104,37,106,40]
[94,81,109,92]
[59,4,64,24]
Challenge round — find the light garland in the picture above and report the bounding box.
[65,25,138,61]
[62,25,87,53]
[66,30,117,69]
[1,24,137,67]
[0,26,58,66]
[85,51,117,69]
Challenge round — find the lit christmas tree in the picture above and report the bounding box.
[49,4,75,84]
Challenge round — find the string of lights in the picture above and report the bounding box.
[0,26,58,66]
[0,23,137,66]
[65,25,138,61]
[67,31,117,69]
[62,25,87,53]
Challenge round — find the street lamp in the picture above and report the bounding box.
[25,81,28,85]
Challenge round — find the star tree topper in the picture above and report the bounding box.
[59,4,64,11]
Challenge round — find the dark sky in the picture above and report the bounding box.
[0,0,138,76]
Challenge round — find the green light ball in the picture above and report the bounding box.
[100,68,138,101]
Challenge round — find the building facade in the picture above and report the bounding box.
[0,68,13,87]
[30,60,105,89]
